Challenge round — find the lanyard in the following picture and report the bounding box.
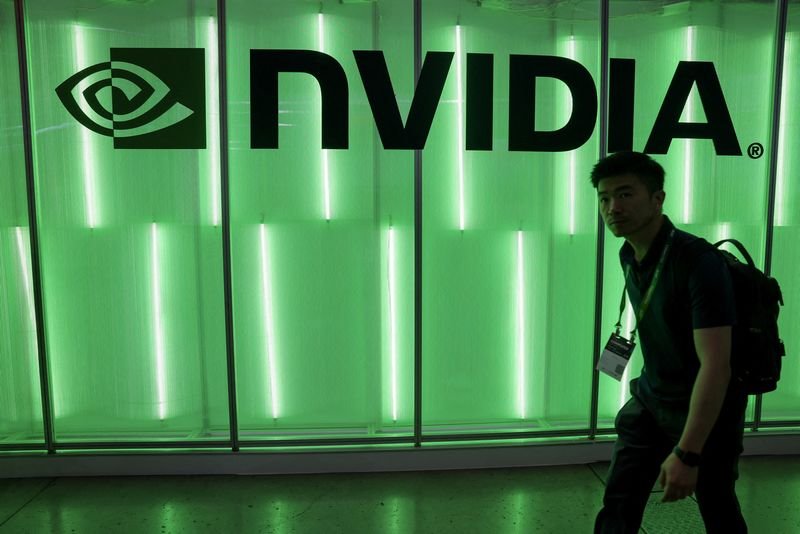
[616,228,675,343]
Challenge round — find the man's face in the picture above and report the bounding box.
[597,173,664,238]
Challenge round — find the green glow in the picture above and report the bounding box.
[319,13,332,221]
[150,223,167,420]
[14,228,36,332]
[14,227,37,422]
[73,25,99,229]
[456,25,465,231]
[682,25,695,225]
[567,37,577,236]
[516,231,526,419]
[715,222,732,243]
[259,224,279,420]
[388,227,398,422]
[776,35,793,227]
[206,17,221,227]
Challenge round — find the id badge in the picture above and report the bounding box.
[596,332,635,381]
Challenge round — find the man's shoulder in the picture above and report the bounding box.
[671,227,716,259]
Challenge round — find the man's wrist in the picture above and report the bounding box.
[673,446,702,467]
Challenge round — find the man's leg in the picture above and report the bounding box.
[595,396,672,534]
[695,392,749,534]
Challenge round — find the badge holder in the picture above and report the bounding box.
[597,327,636,381]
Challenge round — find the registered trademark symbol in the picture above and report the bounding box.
[748,143,764,159]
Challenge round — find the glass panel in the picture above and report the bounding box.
[422,1,600,435]
[599,0,779,427]
[24,0,229,442]
[762,2,800,423]
[0,1,43,445]
[227,0,414,441]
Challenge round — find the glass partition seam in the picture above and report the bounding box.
[590,0,611,440]
[14,0,53,453]
[414,0,422,448]
[764,0,789,278]
[755,0,790,432]
[217,0,238,451]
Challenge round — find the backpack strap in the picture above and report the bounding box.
[712,239,756,268]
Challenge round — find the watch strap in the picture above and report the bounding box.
[674,446,701,467]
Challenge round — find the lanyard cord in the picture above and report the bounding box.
[616,228,676,343]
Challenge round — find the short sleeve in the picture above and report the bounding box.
[687,250,736,329]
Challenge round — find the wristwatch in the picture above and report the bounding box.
[673,446,702,467]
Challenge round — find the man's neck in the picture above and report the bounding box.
[627,214,665,263]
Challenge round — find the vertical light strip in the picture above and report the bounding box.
[319,13,332,221]
[150,223,167,420]
[207,17,221,227]
[260,224,279,420]
[567,36,577,235]
[388,227,398,422]
[16,228,39,416]
[716,222,731,244]
[456,25,466,231]
[15,228,36,328]
[683,26,695,224]
[775,36,792,227]
[74,26,98,229]
[516,231,526,419]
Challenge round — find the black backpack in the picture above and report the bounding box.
[678,238,786,394]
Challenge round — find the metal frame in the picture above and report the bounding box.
[754,0,790,432]
[216,0,240,453]
[13,0,55,455]
[413,0,423,450]
[589,0,611,442]
[2,0,798,457]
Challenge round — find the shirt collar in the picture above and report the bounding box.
[620,215,675,269]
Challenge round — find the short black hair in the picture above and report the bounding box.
[590,151,665,194]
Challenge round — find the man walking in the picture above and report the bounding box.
[591,151,749,533]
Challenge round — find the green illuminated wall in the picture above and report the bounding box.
[1,0,798,452]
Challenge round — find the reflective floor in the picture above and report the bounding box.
[1,455,799,533]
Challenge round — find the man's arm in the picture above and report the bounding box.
[678,325,733,453]
[660,325,732,502]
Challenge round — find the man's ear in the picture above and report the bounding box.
[654,190,666,209]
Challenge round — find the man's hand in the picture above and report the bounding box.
[659,452,698,502]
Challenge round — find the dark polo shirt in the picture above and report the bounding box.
[620,215,736,409]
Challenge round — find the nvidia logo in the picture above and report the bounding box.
[56,48,205,149]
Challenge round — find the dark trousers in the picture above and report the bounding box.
[595,389,748,534]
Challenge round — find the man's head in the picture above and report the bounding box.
[590,151,666,238]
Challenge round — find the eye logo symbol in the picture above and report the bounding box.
[56,48,205,149]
